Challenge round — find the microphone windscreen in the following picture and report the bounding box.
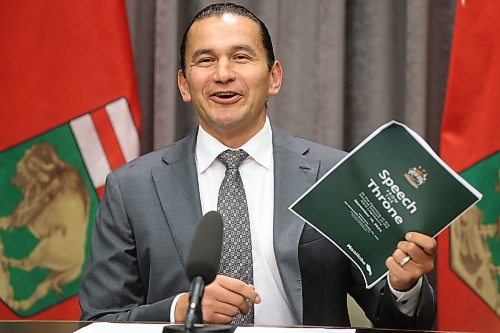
[185,211,223,284]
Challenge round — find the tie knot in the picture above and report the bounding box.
[217,149,248,169]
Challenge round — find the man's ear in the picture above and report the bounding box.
[268,60,283,97]
[177,69,192,102]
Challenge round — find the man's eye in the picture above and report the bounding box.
[196,58,214,66]
[234,54,250,62]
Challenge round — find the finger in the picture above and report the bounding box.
[392,248,407,261]
[386,257,420,291]
[217,275,261,304]
[231,295,249,315]
[391,248,412,269]
[207,277,252,314]
[206,300,241,317]
[386,256,407,276]
[387,255,420,276]
[397,240,432,264]
[218,275,259,302]
[216,289,250,315]
[207,279,242,304]
[397,241,436,274]
[405,232,437,257]
[203,311,234,325]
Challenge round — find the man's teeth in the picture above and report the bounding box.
[215,92,236,98]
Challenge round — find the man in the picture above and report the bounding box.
[79,3,437,329]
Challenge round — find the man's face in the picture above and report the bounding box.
[178,14,282,147]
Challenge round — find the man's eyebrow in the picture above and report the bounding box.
[191,49,212,61]
[190,45,258,61]
[232,44,257,57]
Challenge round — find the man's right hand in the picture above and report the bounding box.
[174,275,261,324]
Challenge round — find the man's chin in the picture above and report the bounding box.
[210,112,244,128]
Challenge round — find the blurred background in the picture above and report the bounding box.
[126,0,455,153]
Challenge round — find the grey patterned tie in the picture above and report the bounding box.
[217,149,254,324]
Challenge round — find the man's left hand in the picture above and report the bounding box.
[386,231,437,291]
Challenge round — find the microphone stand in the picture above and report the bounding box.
[185,276,204,332]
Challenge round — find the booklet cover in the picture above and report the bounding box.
[289,121,482,288]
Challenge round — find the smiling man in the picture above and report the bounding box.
[177,10,282,149]
[79,3,437,329]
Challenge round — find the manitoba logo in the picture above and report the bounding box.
[404,166,428,189]
[0,97,139,316]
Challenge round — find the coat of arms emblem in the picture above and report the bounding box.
[404,166,428,189]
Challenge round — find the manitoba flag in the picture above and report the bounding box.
[0,1,140,319]
[438,1,500,332]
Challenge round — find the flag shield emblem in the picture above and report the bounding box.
[0,125,99,316]
[449,152,500,316]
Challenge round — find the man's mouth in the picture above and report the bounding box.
[209,91,242,104]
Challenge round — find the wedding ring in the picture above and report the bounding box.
[399,255,411,267]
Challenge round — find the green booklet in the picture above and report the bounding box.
[289,121,482,288]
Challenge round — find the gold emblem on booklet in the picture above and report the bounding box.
[404,166,428,189]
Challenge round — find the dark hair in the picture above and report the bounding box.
[180,2,275,75]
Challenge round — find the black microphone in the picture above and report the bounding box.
[184,211,223,331]
[164,212,232,333]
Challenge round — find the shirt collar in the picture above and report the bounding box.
[196,116,273,173]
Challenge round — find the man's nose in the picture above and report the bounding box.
[213,59,235,83]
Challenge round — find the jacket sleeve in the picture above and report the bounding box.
[78,171,179,321]
[349,262,437,329]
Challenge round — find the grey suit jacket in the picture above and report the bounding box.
[79,125,436,329]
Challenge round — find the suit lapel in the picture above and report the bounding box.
[272,127,320,324]
[152,132,202,268]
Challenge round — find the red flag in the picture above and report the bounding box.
[0,0,140,319]
[438,1,500,332]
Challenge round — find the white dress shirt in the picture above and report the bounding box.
[170,116,421,323]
